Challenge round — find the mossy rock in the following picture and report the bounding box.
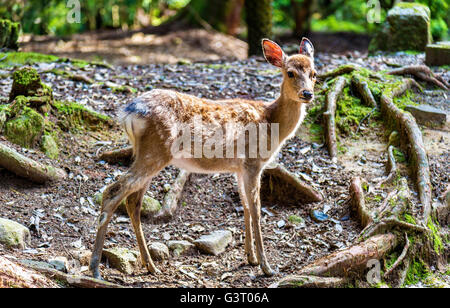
[9,67,53,103]
[52,101,112,131]
[41,134,59,159]
[5,106,45,148]
[0,19,20,50]
[369,2,432,53]
[94,192,161,218]
[0,218,31,249]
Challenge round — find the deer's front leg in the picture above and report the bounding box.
[242,167,275,276]
[237,175,258,266]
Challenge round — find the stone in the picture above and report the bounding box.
[102,247,139,275]
[167,240,196,257]
[94,192,161,218]
[71,249,92,266]
[9,67,53,103]
[426,42,450,66]
[0,19,20,50]
[5,105,45,148]
[369,2,431,53]
[47,256,68,272]
[41,134,59,159]
[0,218,31,249]
[405,105,447,126]
[148,242,169,261]
[194,230,233,256]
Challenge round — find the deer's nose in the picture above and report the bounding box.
[302,90,313,100]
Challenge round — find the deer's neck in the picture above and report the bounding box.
[267,84,305,143]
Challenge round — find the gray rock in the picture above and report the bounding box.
[426,42,450,66]
[0,218,31,249]
[48,256,68,272]
[102,247,139,274]
[194,230,232,256]
[369,2,431,52]
[405,105,448,126]
[71,249,92,266]
[148,242,169,261]
[167,240,196,257]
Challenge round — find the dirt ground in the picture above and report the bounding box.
[0,31,449,288]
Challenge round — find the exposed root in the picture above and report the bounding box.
[298,233,397,278]
[377,145,398,187]
[261,164,323,204]
[98,146,133,166]
[380,78,432,221]
[152,170,191,223]
[0,256,57,288]
[384,233,410,278]
[318,64,357,80]
[323,76,347,161]
[350,177,373,228]
[0,141,67,184]
[387,65,448,91]
[269,275,348,288]
[361,217,427,239]
[351,73,377,107]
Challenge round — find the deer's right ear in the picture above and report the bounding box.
[262,39,285,68]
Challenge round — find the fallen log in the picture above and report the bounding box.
[298,233,397,278]
[98,146,133,165]
[380,79,432,221]
[323,76,347,161]
[0,141,66,184]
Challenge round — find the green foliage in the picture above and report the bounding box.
[405,259,430,285]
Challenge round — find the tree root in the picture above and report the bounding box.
[380,79,432,221]
[387,65,448,91]
[377,145,398,187]
[261,164,323,204]
[350,177,373,228]
[361,217,427,239]
[22,262,123,288]
[384,233,410,278]
[351,73,377,108]
[323,76,347,161]
[298,233,397,278]
[0,141,66,184]
[98,146,133,166]
[151,170,191,223]
[318,64,357,80]
[0,256,57,288]
[269,275,348,288]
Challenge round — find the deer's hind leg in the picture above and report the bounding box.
[125,182,160,274]
[237,174,258,266]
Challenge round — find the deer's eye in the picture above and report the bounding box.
[310,71,316,79]
[287,71,295,78]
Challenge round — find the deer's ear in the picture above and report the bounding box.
[299,37,314,58]
[262,39,285,68]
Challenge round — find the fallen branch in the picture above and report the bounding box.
[380,79,432,221]
[269,275,348,288]
[323,76,347,161]
[384,233,410,278]
[261,164,323,204]
[0,141,66,184]
[22,262,123,288]
[152,170,191,223]
[350,177,373,228]
[387,65,448,90]
[298,233,397,277]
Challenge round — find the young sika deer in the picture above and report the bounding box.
[90,38,316,279]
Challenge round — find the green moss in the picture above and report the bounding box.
[309,123,324,143]
[392,147,407,163]
[403,213,416,224]
[404,259,430,285]
[288,215,304,225]
[0,52,59,68]
[52,101,112,131]
[111,85,137,94]
[0,19,20,50]
[427,217,444,254]
[393,90,418,110]
[5,106,45,148]
[41,134,59,159]
[9,67,53,103]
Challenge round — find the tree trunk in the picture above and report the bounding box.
[245,0,273,56]
[292,0,314,37]
[226,0,245,36]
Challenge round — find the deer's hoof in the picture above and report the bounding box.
[262,265,275,277]
[248,256,259,266]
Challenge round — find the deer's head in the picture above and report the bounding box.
[262,38,316,104]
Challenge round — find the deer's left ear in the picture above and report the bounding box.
[299,37,314,58]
